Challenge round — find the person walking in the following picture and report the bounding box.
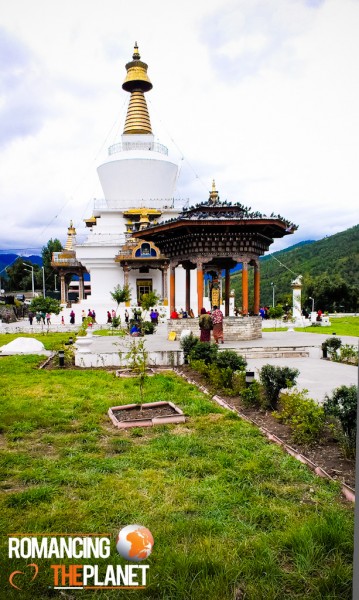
[199,307,212,342]
[107,310,112,324]
[211,305,224,344]
[28,312,34,326]
[124,309,129,325]
[70,310,75,325]
[46,312,51,325]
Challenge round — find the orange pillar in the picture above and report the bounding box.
[225,268,230,317]
[185,269,191,312]
[170,265,176,313]
[242,262,248,315]
[197,262,204,314]
[254,263,260,315]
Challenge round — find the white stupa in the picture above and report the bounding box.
[71,43,194,320]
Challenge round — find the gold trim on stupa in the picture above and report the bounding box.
[209,179,219,204]
[122,43,153,135]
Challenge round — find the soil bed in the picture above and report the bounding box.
[180,366,356,490]
[112,404,178,421]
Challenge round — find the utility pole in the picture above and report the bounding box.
[23,262,35,297]
[270,282,275,307]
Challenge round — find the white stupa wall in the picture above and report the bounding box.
[97,155,178,204]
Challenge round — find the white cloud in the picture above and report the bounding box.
[0,0,358,254]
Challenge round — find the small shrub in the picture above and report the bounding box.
[180,333,199,361]
[339,344,358,365]
[190,359,208,376]
[268,305,284,320]
[259,364,299,409]
[276,389,326,445]
[141,320,155,334]
[111,315,121,329]
[207,364,233,391]
[324,385,357,457]
[189,341,218,364]
[216,350,247,371]
[232,370,246,394]
[241,380,262,408]
[323,336,342,358]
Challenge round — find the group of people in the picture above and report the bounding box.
[170,308,195,319]
[28,311,51,326]
[199,305,224,344]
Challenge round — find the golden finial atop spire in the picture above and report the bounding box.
[209,179,219,204]
[132,41,140,60]
[122,43,153,135]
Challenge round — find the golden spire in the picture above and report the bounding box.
[64,220,77,251]
[122,43,153,135]
[209,179,219,204]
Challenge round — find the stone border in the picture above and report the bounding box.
[174,369,355,503]
[108,401,186,429]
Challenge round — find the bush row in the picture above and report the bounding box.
[181,335,357,455]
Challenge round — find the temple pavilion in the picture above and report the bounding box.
[132,183,296,338]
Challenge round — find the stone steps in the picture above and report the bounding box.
[225,346,310,359]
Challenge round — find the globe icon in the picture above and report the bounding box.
[116,524,154,561]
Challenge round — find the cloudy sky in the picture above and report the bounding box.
[0,0,358,255]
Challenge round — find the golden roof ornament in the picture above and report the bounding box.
[64,220,77,251]
[209,179,219,204]
[122,42,153,135]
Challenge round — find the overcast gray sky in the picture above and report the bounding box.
[0,0,358,254]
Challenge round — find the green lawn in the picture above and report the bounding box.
[295,316,359,336]
[0,342,354,599]
[262,316,359,337]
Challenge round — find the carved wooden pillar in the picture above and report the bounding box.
[242,260,249,315]
[254,262,260,315]
[185,268,191,312]
[196,259,204,314]
[162,263,169,306]
[225,268,230,317]
[170,263,176,313]
[78,273,84,300]
[60,271,66,304]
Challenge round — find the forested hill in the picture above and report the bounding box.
[232,224,359,311]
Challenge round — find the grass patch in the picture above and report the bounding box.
[295,316,359,337]
[0,338,354,599]
[262,327,288,332]
[0,331,74,351]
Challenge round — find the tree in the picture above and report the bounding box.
[268,304,285,320]
[29,297,61,315]
[6,258,41,292]
[110,284,131,313]
[42,239,63,290]
[140,290,160,312]
[125,338,148,404]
